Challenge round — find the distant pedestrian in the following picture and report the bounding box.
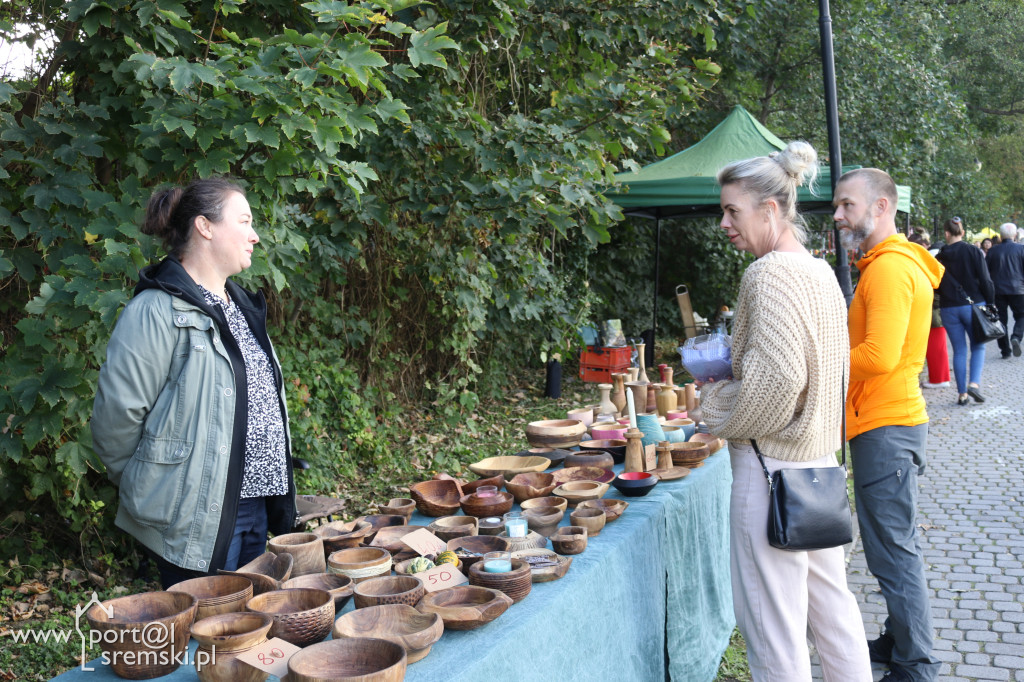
[981,237,994,255]
[833,168,943,682]
[985,222,1024,358]
[909,234,951,388]
[936,217,996,405]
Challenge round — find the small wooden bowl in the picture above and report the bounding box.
[353,575,425,609]
[369,525,428,554]
[327,547,392,583]
[570,507,607,537]
[409,479,463,517]
[355,515,407,543]
[522,507,564,537]
[578,498,629,522]
[313,520,374,557]
[428,515,479,542]
[459,491,514,518]
[267,532,326,577]
[287,637,407,682]
[446,535,510,570]
[468,558,533,603]
[377,497,415,520]
[520,496,568,514]
[497,529,548,552]
[86,591,198,680]
[689,432,725,453]
[551,466,615,485]
[612,471,659,497]
[563,449,615,470]
[219,552,293,595]
[168,575,253,622]
[671,441,711,466]
[416,586,513,631]
[567,406,595,427]
[468,455,551,478]
[476,517,505,536]
[190,612,273,682]
[550,526,588,555]
[590,421,628,440]
[245,588,334,648]
[333,604,444,664]
[524,419,587,448]
[552,480,609,507]
[461,474,505,495]
[281,573,354,612]
[578,439,628,463]
[504,472,557,504]
[511,549,573,583]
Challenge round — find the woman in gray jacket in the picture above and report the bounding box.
[92,178,296,589]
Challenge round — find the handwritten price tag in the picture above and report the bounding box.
[417,564,468,592]
[644,443,657,472]
[237,637,300,679]
[402,527,448,556]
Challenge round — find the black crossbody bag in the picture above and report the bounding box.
[751,375,853,551]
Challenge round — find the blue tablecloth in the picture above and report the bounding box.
[55,451,733,681]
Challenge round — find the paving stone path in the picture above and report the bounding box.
[812,339,1024,681]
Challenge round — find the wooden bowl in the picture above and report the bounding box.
[577,439,628,463]
[590,421,628,440]
[409,480,463,517]
[428,515,479,542]
[168,575,253,622]
[446,535,510,570]
[570,507,607,537]
[563,449,615,470]
[86,591,198,679]
[353,575,425,609]
[476,517,505,536]
[649,465,691,481]
[267,532,326,577]
[612,471,659,497]
[281,573,354,612]
[514,447,570,467]
[468,558,532,603]
[219,552,293,595]
[550,526,588,555]
[416,585,513,631]
[689,432,725,453]
[333,604,444,664]
[551,466,615,485]
[313,520,374,556]
[520,496,568,514]
[190,611,273,682]
[459,491,514,518]
[552,480,609,507]
[461,474,505,495]
[377,497,415,520]
[504,472,557,504]
[671,441,711,466]
[245,588,334,647]
[524,419,587,448]
[468,456,551,479]
[327,547,392,583]
[287,637,407,682]
[369,525,428,554]
[567,406,595,427]
[522,508,564,537]
[497,530,548,552]
[578,498,629,522]
[511,549,573,583]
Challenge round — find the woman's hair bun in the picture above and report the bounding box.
[142,187,184,239]
[772,141,818,188]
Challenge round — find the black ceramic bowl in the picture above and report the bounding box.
[611,472,658,498]
[578,439,627,464]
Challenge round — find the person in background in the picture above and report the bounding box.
[833,168,942,682]
[92,178,296,589]
[980,237,994,255]
[985,222,1024,358]
[701,141,872,682]
[936,216,996,405]
[909,233,950,388]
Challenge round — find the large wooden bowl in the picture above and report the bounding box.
[578,438,628,463]
[570,507,606,537]
[219,551,293,595]
[562,449,616,470]
[168,575,253,622]
[511,549,573,583]
[551,466,615,485]
[461,474,505,495]
[590,421,628,440]
[468,558,533,603]
[245,588,334,648]
[522,507,564,537]
[313,520,374,556]
[578,498,629,522]
[353,575,425,609]
[688,432,725,453]
[520,496,568,514]
[327,547,392,583]
[524,419,587,448]
[190,611,273,682]
[459,491,514,518]
[446,535,510,570]
[504,472,557,504]
[333,604,444,664]
[267,532,326,577]
[416,586,513,631]
[377,497,415,520]
[287,637,407,682]
[550,526,588,555]
[552,480,609,507]
[86,591,198,680]
[281,573,354,612]
[468,456,551,479]
[409,479,463,517]
[514,447,570,467]
[428,515,478,542]
[369,525,428,554]
[671,441,711,466]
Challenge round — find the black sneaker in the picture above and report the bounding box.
[1013,338,1022,357]
[868,632,895,664]
[881,663,913,681]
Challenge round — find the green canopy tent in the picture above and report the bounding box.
[603,105,911,352]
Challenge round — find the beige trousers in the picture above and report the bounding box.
[729,442,872,682]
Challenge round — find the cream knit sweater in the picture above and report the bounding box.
[701,251,849,462]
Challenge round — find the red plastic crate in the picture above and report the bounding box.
[579,363,630,383]
[580,346,631,369]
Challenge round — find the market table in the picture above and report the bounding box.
[55,449,733,682]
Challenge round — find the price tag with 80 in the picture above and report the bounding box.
[236,637,300,678]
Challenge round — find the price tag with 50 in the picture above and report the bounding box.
[417,564,468,592]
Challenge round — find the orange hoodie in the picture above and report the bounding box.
[847,234,944,440]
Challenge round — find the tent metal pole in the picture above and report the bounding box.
[652,215,660,361]
[818,0,854,305]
